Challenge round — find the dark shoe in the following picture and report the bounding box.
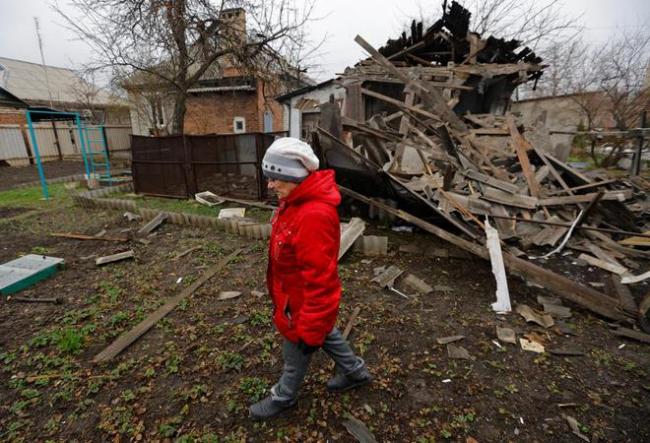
[249,395,296,420]
[327,366,372,393]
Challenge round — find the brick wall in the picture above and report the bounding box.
[184,91,260,134]
[0,110,26,125]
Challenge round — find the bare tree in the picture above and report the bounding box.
[464,0,581,51]
[54,0,317,134]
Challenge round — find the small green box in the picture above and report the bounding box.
[0,255,65,296]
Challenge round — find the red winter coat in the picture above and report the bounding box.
[267,170,342,346]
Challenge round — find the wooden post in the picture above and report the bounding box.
[51,120,63,161]
[20,124,35,165]
[632,111,646,177]
[101,126,111,159]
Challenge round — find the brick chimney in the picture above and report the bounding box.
[220,8,247,46]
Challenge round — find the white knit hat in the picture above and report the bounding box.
[262,137,319,183]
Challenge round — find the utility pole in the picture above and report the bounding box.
[34,17,54,108]
[632,111,647,177]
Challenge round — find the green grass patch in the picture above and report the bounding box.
[0,183,73,208]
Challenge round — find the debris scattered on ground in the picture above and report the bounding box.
[339,218,366,259]
[436,335,465,345]
[51,232,128,242]
[402,273,433,294]
[548,348,585,357]
[218,291,242,301]
[8,296,63,304]
[251,290,265,297]
[516,304,554,328]
[217,208,246,219]
[342,306,362,340]
[93,246,251,363]
[611,326,650,344]
[447,343,471,359]
[353,235,389,256]
[520,337,545,353]
[343,414,378,443]
[496,326,516,344]
[172,246,203,261]
[564,415,591,442]
[137,212,168,235]
[95,250,135,266]
[485,218,511,312]
[123,211,141,222]
[371,265,409,298]
[543,303,572,319]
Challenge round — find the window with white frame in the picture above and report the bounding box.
[233,116,246,133]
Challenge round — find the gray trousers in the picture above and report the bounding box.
[270,328,364,402]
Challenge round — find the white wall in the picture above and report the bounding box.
[285,83,346,139]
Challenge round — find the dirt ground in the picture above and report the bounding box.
[0,161,85,191]
[1,194,649,442]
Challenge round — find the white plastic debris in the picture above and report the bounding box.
[218,208,246,219]
[485,218,511,313]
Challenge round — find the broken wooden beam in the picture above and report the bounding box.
[339,218,366,259]
[612,326,650,344]
[51,232,128,242]
[95,250,135,266]
[340,186,628,322]
[93,246,252,363]
[137,212,168,236]
[342,306,362,340]
[9,296,63,304]
[506,114,541,198]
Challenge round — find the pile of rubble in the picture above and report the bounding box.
[312,1,650,327]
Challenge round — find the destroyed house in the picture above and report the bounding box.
[341,1,543,123]
[306,1,649,325]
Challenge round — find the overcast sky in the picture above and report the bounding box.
[1,0,649,84]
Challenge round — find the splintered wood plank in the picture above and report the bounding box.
[137,212,168,235]
[482,187,538,209]
[371,265,404,288]
[462,169,519,194]
[506,114,541,197]
[578,253,628,275]
[339,218,366,259]
[619,231,650,246]
[51,232,127,242]
[612,327,650,344]
[342,306,362,340]
[609,275,637,315]
[95,250,134,266]
[93,246,251,363]
[538,191,631,206]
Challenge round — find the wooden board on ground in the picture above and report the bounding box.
[95,250,134,266]
[339,218,366,259]
[137,213,168,236]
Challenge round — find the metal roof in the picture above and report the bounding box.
[0,86,27,108]
[275,79,336,103]
[187,85,256,93]
[0,56,115,106]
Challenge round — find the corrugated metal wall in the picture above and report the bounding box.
[0,125,29,161]
[0,124,132,166]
